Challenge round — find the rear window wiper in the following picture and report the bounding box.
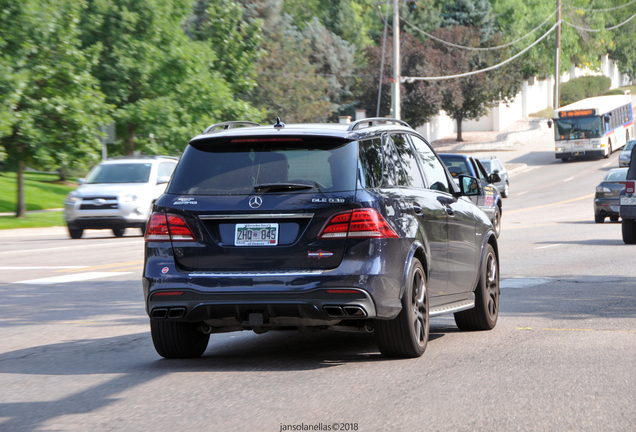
[253,182,315,193]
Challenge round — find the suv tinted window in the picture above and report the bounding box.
[358,138,383,188]
[410,136,450,192]
[169,138,357,195]
[391,134,425,188]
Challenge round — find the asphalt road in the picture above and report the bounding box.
[0,139,635,431]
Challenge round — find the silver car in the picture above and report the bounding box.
[618,140,636,167]
[64,156,177,238]
[479,157,509,198]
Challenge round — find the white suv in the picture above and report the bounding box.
[64,156,177,238]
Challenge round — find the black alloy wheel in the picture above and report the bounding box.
[455,244,499,331]
[375,259,429,358]
[150,319,210,359]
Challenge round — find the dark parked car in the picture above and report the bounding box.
[143,119,500,359]
[439,153,503,237]
[479,157,509,198]
[594,167,628,223]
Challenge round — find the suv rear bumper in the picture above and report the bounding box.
[144,284,378,325]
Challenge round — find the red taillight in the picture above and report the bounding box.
[145,212,197,242]
[626,181,635,194]
[318,209,398,239]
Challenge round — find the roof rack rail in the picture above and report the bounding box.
[347,117,411,131]
[203,121,260,134]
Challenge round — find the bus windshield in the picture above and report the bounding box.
[554,116,604,141]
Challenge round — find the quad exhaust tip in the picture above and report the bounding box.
[324,305,367,318]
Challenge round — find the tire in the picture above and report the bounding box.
[112,228,125,237]
[140,223,147,236]
[622,219,636,244]
[561,158,569,162]
[492,207,501,238]
[150,319,210,359]
[604,140,611,158]
[68,225,83,239]
[501,181,509,198]
[375,259,429,358]
[610,215,619,222]
[595,214,605,223]
[454,244,499,331]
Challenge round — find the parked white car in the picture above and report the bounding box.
[64,156,177,238]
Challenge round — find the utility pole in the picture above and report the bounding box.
[392,0,401,120]
[554,0,561,109]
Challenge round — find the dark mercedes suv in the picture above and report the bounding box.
[143,118,500,359]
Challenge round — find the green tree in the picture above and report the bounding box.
[359,32,441,128]
[79,0,260,156]
[249,15,332,123]
[188,0,262,95]
[426,26,523,141]
[0,0,111,217]
[442,0,496,42]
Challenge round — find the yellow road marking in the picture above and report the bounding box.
[505,194,595,215]
[56,260,143,273]
[110,266,143,272]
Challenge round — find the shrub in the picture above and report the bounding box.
[560,76,612,106]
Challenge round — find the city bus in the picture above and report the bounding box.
[549,94,634,161]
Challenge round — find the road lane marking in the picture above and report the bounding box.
[56,260,144,273]
[0,240,142,255]
[0,266,88,270]
[504,219,589,230]
[500,277,552,289]
[535,244,562,249]
[564,177,574,182]
[517,191,528,196]
[506,194,595,215]
[111,266,143,272]
[17,272,132,285]
[602,162,611,167]
[517,327,636,334]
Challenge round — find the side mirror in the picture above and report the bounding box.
[489,173,501,184]
[77,178,85,185]
[459,175,481,197]
[157,176,170,185]
[547,119,553,128]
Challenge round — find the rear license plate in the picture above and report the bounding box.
[235,223,279,246]
[620,197,636,205]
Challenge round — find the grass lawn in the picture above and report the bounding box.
[0,171,77,213]
[0,211,65,230]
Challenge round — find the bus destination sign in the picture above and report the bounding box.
[558,109,596,118]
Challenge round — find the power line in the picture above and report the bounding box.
[401,8,558,51]
[562,11,636,32]
[564,0,636,12]
[402,22,559,82]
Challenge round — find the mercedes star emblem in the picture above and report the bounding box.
[249,196,262,209]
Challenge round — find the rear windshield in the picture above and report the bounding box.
[85,163,152,184]
[605,169,628,181]
[169,137,358,195]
